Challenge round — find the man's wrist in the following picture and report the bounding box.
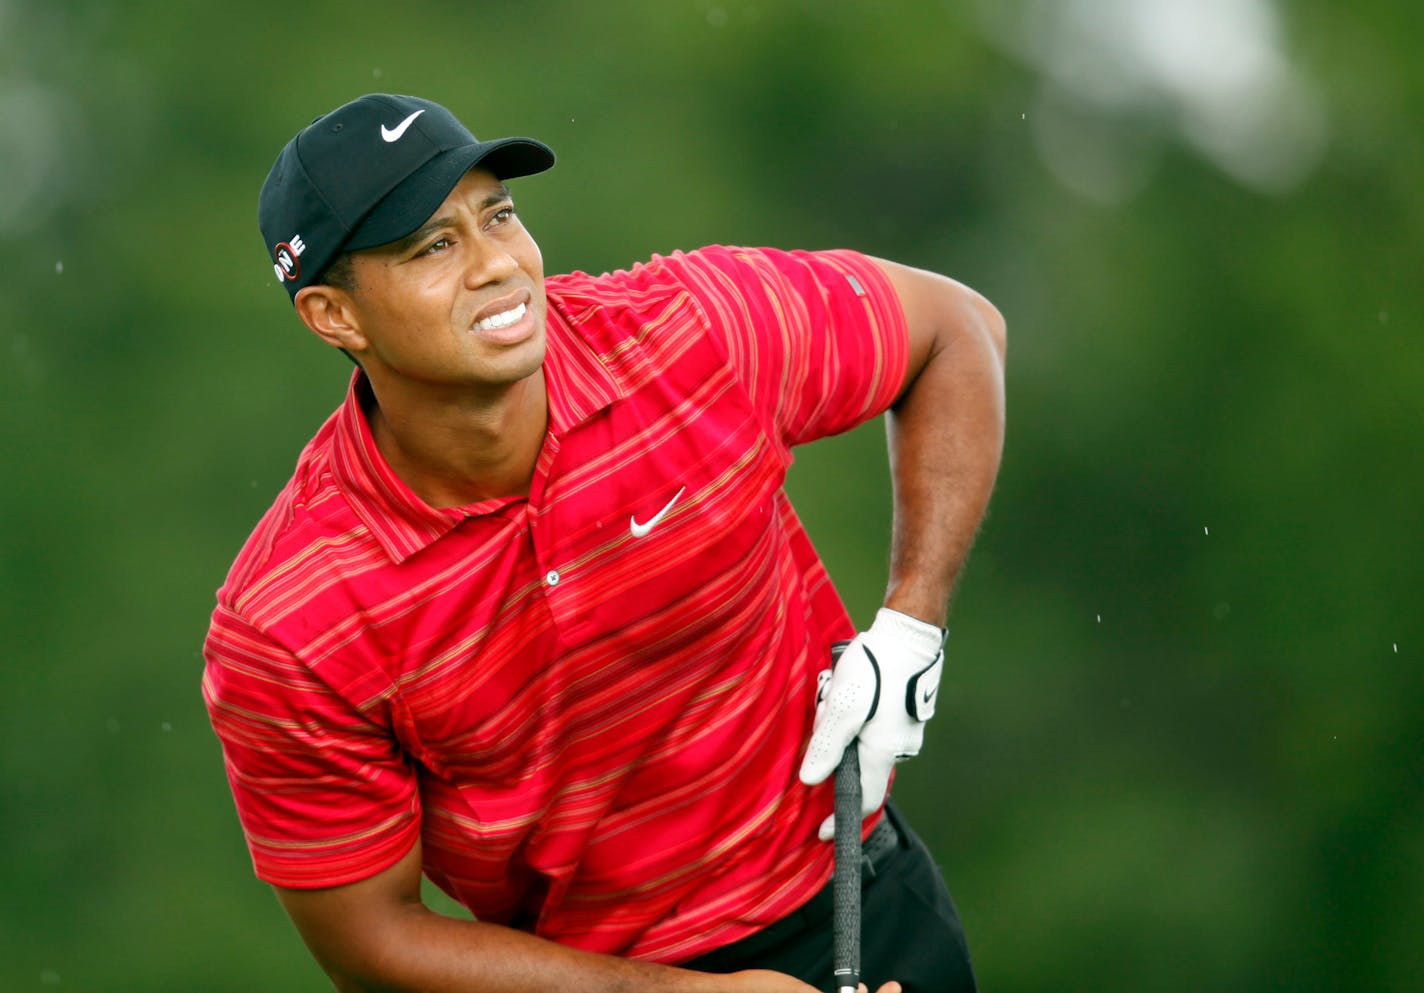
[882,581,949,629]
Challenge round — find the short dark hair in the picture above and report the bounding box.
[319,251,357,293]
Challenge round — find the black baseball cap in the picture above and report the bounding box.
[258,93,555,301]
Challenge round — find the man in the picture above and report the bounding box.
[203,93,1005,993]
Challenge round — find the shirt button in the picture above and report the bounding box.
[545,569,561,587]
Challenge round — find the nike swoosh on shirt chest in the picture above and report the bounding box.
[630,487,685,538]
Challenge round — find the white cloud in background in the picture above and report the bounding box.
[977,0,1328,202]
[0,79,83,235]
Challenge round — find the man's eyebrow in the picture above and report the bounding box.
[387,186,514,255]
[389,217,455,255]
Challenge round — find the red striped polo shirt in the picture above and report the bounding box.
[203,245,908,962]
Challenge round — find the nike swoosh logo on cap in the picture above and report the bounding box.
[380,109,425,143]
[630,487,685,538]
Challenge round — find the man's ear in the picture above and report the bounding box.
[294,285,369,355]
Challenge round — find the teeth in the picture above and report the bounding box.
[475,301,526,332]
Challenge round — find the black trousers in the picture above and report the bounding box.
[681,802,977,993]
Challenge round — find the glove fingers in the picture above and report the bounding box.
[857,743,896,818]
[799,718,859,785]
[799,652,877,785]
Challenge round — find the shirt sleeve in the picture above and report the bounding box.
[202,604,421,889]
[658,246,910,460]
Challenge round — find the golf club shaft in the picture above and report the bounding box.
[833,744,862,993]
[831,643,861,993]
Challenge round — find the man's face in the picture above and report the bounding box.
[341,168,547,394]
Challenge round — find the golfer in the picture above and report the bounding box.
[203,93,1004,993]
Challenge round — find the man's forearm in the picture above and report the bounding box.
[333,909,687,992]
[331,910,664,992]
[295,899,819,993]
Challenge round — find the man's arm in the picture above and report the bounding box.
[873,257,1007,627]
[799,259,1004,820]
[275,839,899,993]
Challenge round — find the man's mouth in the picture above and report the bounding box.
[473,301,528,333]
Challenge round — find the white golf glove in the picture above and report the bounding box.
[799,607,946,840]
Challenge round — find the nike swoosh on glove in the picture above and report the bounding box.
[799,607,946,840]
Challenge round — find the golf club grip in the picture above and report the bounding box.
[833,741,862,993]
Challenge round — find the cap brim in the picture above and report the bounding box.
[344,137,555,253]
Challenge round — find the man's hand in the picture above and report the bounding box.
[799,608,945,839]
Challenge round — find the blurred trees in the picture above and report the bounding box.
[1,1,1418,990]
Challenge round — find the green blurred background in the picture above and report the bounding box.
[2,1,1419,989]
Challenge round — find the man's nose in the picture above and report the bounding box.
[464,242,518,288]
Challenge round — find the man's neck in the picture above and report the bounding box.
[361,370,549,509]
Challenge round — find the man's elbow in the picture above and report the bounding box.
[962,285,1006,365]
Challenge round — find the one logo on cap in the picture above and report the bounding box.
[273,235,307,283]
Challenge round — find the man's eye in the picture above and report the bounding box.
[491,206,515,225]
[420,237,451,256]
